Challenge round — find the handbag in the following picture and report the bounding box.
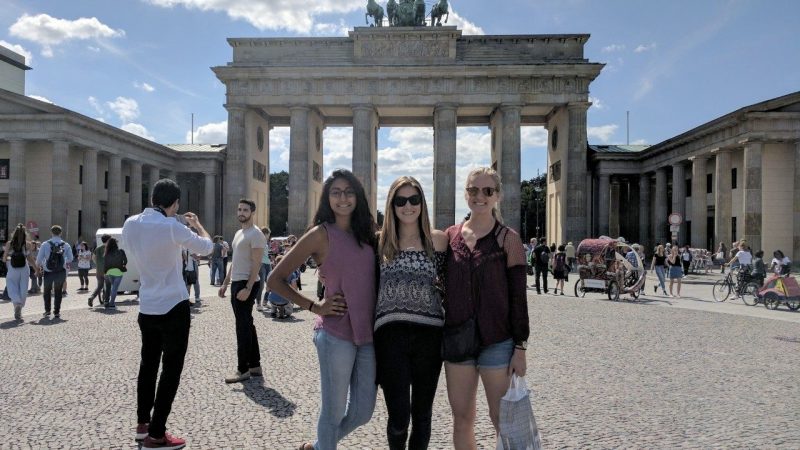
[497,375,543,450]
[441,316,480,362]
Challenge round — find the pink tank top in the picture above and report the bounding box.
[314,223,376,345]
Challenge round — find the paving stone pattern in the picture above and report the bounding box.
[0,269,799,449]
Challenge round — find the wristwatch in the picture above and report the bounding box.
[515,341,528,350]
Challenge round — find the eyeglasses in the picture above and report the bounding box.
[392,194,422,207]
[466,186,498,197]
[330,189,356,198]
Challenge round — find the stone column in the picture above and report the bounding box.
[609,180,621,237]
[107,154,123,227]
[147,166,160,208]
[8,140,26,227]
[224,105,247,240]
[597,173,610,236]
[654,167,668,245]
[352,104,379,215]
[713,148,732,249]
[129,161,143,216]
[565,103,590,244]
[433,103,457,229]
[288,106,310,236]
[51,141,70,230]
[689,155,708,249]
[204,173,217,236]
[742,139,763,251]
[794,140,800,262]
[639,174,651,249]
[671,162,686,244]
[82,149,100,240]
[499,104,522,232]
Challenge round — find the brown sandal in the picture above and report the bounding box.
[298,444,313,450]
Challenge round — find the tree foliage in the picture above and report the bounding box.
[269,171,289,236]
[520,172,547,242]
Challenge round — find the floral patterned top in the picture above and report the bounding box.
[375,250,447,331]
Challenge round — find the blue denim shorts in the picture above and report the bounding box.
[451,338,514,369]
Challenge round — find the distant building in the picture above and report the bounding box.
[0,44,30,95]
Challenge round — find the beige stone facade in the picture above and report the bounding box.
[591,92,800,260]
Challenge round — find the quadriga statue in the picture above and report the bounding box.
[366,0,385,26]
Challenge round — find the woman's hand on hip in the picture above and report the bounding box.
[315,294,347,316]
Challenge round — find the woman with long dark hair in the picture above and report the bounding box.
[2,224,38,321]
[104,237,127,308]
[374,176,448,449]
[268,169,378,450]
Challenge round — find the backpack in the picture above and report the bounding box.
[539,249,550,265]
[46,242,65,271]
[553,253,566,273]
[10,248,26,268]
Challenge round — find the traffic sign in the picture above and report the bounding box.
[668,213,683,225]
[670,225,680,232]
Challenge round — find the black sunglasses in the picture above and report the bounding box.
[392,194,422,207]
[466,186,498,197]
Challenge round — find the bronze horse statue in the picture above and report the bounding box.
[414,0,426,26]
[366,0,385,26]
[430,0,449,26]
[386,0,398,26]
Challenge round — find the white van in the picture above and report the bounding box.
[95,228,140,294]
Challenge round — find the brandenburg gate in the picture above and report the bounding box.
[213,26,603,243]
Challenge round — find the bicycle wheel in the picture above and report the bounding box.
[712,280,731,302]
[764,293,781,310]
[607,281,620,302]
[741,282,760,306]
[574,279,586,298]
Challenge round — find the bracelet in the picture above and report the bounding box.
[514,346,527,351]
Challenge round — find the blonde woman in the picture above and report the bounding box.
[443,167,529,449]
[667,246,682,297]
[649,245,668,296]
[374,176,448,449]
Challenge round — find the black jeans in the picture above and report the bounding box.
[90,272,109,301]
[534,265,549,293]
[375,323,443,450]
[231,280,261,374]
[137,300,191,439]
[42,269,67,314]
[78,269,89,286]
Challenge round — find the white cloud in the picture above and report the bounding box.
[9,13,125,57]
[634,42,657,53]
[88,96,104,115]
[0,40,32,63]
[448,10,484,35]
[87,45,100,52]
[587,124,619,143]
[143,0,363,34]
[589,96,604,109]
[321,127,353,171]
[95,117,106,123]
[28,94,52,103]
[122,123,155,140]
[313,20,349,37]
[634,78,653,101]
[186,120,227,144]
[106,96,140,123]
[601,44,625,53]
[521,127,548,147]
[134,81,155,92]
[631,139,648,145]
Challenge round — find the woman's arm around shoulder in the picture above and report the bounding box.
[431,229,448,252]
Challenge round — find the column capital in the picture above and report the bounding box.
[738,135,766,145]
[567,101,591,112]
[288,104,311,112]
[224,104,247,113]
[434,103,459,113]
[671,160,686,169]
[687,154,707,162]
[498,103,524,111]
[710,147,732,155]
[351,103,376,112]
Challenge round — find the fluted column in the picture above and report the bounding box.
[565,102,590,244]
[671,162,686,244]
[288,106,310,236]
[8,140,26,227]
[793,140,800,262]
[224,105,247,239]
[597,173,610,236]
[639,174,651,249]
[742,139,763,251]
[499,104,522,232]
[107,154,123,227]
[690,155,708,249]
[129,161,143,216]
[433,103,457,229]
[51,141,69,230]
[148,166,160,198]
[82,149,100,240]
[654,168,668,245]
[204,173,216,236]
[714,149,732,249]
[352,104,378,215]
[609,180,621,237]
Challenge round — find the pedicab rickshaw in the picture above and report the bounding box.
[573,238,646,301]
[756,273,800,311]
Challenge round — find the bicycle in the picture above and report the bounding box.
[712,265,760,305]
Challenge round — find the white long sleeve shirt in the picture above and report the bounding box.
[122,208,213,315]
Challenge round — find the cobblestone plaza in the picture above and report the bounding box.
[1,268,799,449]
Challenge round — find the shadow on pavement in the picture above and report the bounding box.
[30,317,68,325]
[0,319,23,329]
[90,308,128,315]
[236,377,297,418]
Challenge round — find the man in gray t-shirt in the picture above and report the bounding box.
[218,199,267,383]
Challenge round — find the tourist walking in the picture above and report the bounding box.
[552,244,568,295]
[667,246,682,297]
[89,234,111,307]
[3,224,38,321]
[565,241,576,272]
[210,236,224,286]
[268,169,377,450]
[182,250,201,304]
[76,242,92,291]
[374,176,448,450]
[220,237,230,281]
[27,240,41,294]
[122,178,213,449]
[531,237,550,293]
[255,227,272,311]
[442,167,529,450]
[650,246,668,296]
[218,199,267,384]
[103,237,127,308]
[681,244,692,276]
[716,242,728,273]
[35,225,74,320]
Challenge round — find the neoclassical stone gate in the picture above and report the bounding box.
[213,27,602,242]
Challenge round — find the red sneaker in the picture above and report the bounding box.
[142,432,186,449]
[135,423,149,442]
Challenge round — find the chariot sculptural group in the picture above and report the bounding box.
[366,0,449,27]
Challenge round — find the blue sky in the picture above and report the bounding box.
[2,0,798,218]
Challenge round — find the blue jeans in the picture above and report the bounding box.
[256,263,271,303]
[107,275,123,306]
[654,266,667,294]
[210,258,223,285]
[313,329,377,450]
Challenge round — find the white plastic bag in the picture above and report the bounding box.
[496,375,542,450]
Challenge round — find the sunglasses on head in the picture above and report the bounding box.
[466,186,498,197]
[392,194,422,207]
